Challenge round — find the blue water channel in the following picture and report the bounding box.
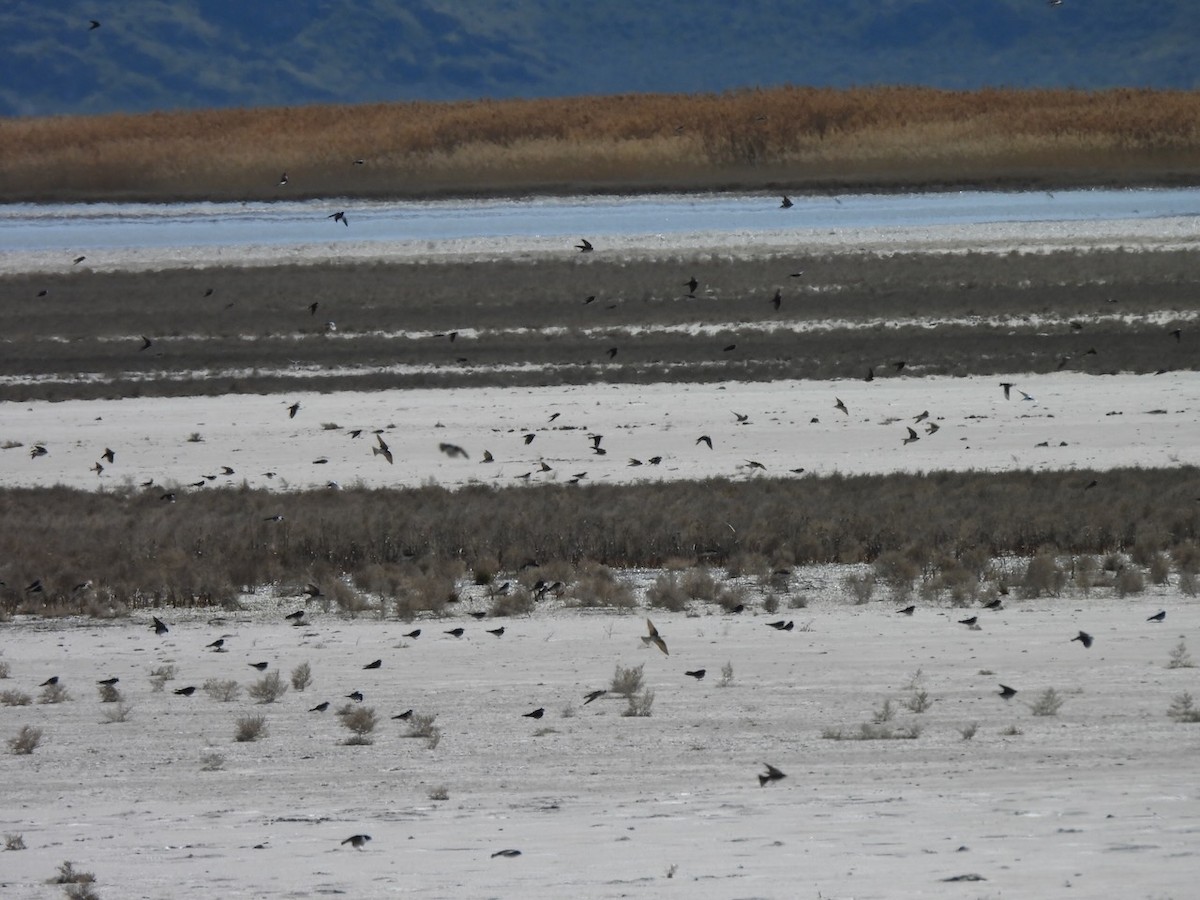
[1,187,1198,253]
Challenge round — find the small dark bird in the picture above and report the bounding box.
[139,335,152,351]
[341,834,371,849]
[439,442,469,459]
[645,618,669,655]
[39,676,59,687]
[575,238,593,252]
[1000,382,1014,400]
[648,456,663,465]
[73,255,86,265]
[26,579,43,593]
[160,492,176,502]
[249,662,269,671]
[346,691,364,702]
[834,397,848,415]
[328,211,348,226]
[903,427,920,445]
[523,707,545,719]
[696,435,713,449]
[780,196,793,209]
[865,367,874,382]
[392,709,414,720]
[492,849,522,858]
[722,344,736,352]
[766,620,792,631]
[771,288,782,310]
[685,669,706,680]
[684,276,698,295]
[445,628,465,638]
[278,172,289,186]
[102,447,115,463]
[89,19,101,29]
[583,689,607,705]
[469,611,488,620]
[30,444,48,459]
[523,433,535,445]
[1170,328,1182,342]
[998,684,1018,700]
[403,629,421,639]
[958,616,978,626]
[893,361,907,371]
[264,514,284,522]
[926,422,940,435]
[174,686,196,696]
[982,598,1003,610]
[363,659,382,670]
[481,450,495,463]
[304,583,322,598]
[759,763,787,786]
[897,605,915,615]
[153,616,169,635]
[288,401,300,419]
[206,638,225,651]
[97,677,119,686]
[1147,610,1166,622]
[1072,630,1094,648]
[1084,479,1098,490]
[487,627,505,637]
[309,301,319,316]
[310,702,330,712]
[607,347,618,359]
[373,434,393,465]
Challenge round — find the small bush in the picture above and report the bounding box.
[760,593,779,614]
[64,882,102,900]
[1029,688,1064,716]
[0,660,9,678]
[39,682,71,704]
[679,567,718,602]
[874,552,918,600]
[718,660,734,687]
[904,691,932,713]
[1021,554,1066,598]
[1167,692,1200,722]
[148,664,176,693]
[490,586,536,617]
[1180,570,1199,597]
[202,679,241,702]
[1000,724,1024,736]
[822,723,921,741]
[1168,641,1194,669]
[610,663,645,698]
[5,833,26,850]
[338,704,378,744]
[713,583,748,612]
[622,688,655,717]
[100,703,132,724]
[568,564,636,608]
[404,711,439,739]
[97,683,123,704]
[199,751,226,771]
[1,689,32,706]
[645,573,688,611]
[1114,566,1145,597]
[959,722,979,740]
[1148,552,1171,585]
[247,671,287,704]
[428,785,449,801]
[8,725,42,754]
[52,861,96,885]
[291,662,313,692]
[871,698,895,724]
[234,715,267,742]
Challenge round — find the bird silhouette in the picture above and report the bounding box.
[575,238,593,252]
[759,763,787,786]
[309,301,319,316]
[174,686,196,696]
[249,662,269,671]
[341,834,371,849]
[865,367,874,382]
[30,444,48,459]
[1000,382,1014,400]
[1170,328,1182,342]
[373,434,394,464]
[958,616,978,626]
[685,669,706,680]
[897,605,915,615]
[97,677,119,686]
[780,196,793,209]
[91,462,104,475]
[89,19,101,29]
[1147,610,1166,622]
[926,422,940,435]
[363,659,382,670]
[583,689,607,705]
[982,598,1003,610]
[893,360,907,371]
[696,435,713,449]
[734,412,750,424]
[645,619,669,655]
[73,256,86,265]
[487,627,505,637]
[278,172,288,185]
[722,344,736,352]
[39,676,59,687]
[523,707,545,719]
[834,397,848,415]
[304,583,323,598]
[139,335,152,351]
[903,427,920,445]
[152,616,169,635]
[771,289,781,310]
[492,849,522,858]
[328,211,348,226]
[403,629,421,639]
[287,402,300,419]
[998,684,1018,700]
[481,450,494,463]
[445,628,465,638]
[469,611,488,620]
[1072,630,1094,648]
[913,410,929,423]
[310,702,330,712]
[392,709,414,720]
[684,276,698,295]
[346,691,364,702]
[766,620,793,631]
[206,638,225,651]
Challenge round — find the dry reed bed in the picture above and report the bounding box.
[3,87,1200,202]
[2,467,1199,614]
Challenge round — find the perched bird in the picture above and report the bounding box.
[958,616,978,627]
[97,677,119,686]
[264,514,284,522]
[998,684,1018,700]
[834,397,848,415]
[39,676,59,687]
[780,196,793,209]
[30,444,48,459]
[487,626,505,637]
[174,686,196,696]
[1072,630,1094,648]
[310,702,330,712]
[685,669,706,680]
[287,401,300,419]
[766,620,790,631]
[206,638,225,651]
[865,367,874,382]
[583,689,607,705]
[152,616,169,635]
[523,707,545,719]
[575,238,593,252]
[645,619,669,656]
[696,435,713,449]
[249,662,269,671]
[734,411,750,424]
[328,211,348,226]
[897,605,915,615]
[363,659,382,670]
[341,834,371,850]
[759,763,787,786]
[392,709,414,720]
[303,583,323,598]
[1147,610,1166,622]
[403,629,421,639]
[492,849,522,858]
[346,691,364,703]
[445,628,465,638]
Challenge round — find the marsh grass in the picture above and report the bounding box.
[822,723,921,741]
[8,725,43,754]
[97,683,123,703]
[5,833,25,850]
[38,682,70,704]
[290,662,313,692]
[1,689,32,706]
[247,672,287,704]
[202,679,241,702]
[611,663,645,699]
[337,705,378,745]
[622,689,655,718]
[1029,688,1065,717]
[100,703,132,724]
[5,87,1200,204]
[234,715,267,742]
[1167,641,1194,669]
[1167,692,1200,722]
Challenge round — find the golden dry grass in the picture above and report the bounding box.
[2,86,1199,202]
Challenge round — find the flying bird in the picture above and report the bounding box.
[309,301,318,316]
[492,849,522,858]
[696,435,713,449]
[363,659,382,670]
[328,211,348,226]
[684,276,698,295]
[583,689,607,705]
[1170,328,1182,342]
[139,335,152,351]
[1072,630,1094,648]
[759,763,787,786]
[39,676,59,687]
[346,691,364,702]
[575,238,593,252]
[780,196,793,209]
[249,662,269,671]
[30,444,48,459]
[998,684,1018,700]
[278,173,288,186]
[152,616,169,635]
[771,289,781,310]
[373,434,394,464]
[481,450,494,463]
[341,834,371,849]
[523,433,535,445]
[903,427,920,445]
[288,401,300,419]
[1147,610,1166,622]
[310,702,330,712]
[73,256,86,265]
[913,410,929,423]
[1000,382,1014,400]
[102,447,115,463]
[645,619,669,655]
[439,442,469,459]
[89,19,101,29]
[834,397,848,415]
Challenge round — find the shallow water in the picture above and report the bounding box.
[2,186,1199,253]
